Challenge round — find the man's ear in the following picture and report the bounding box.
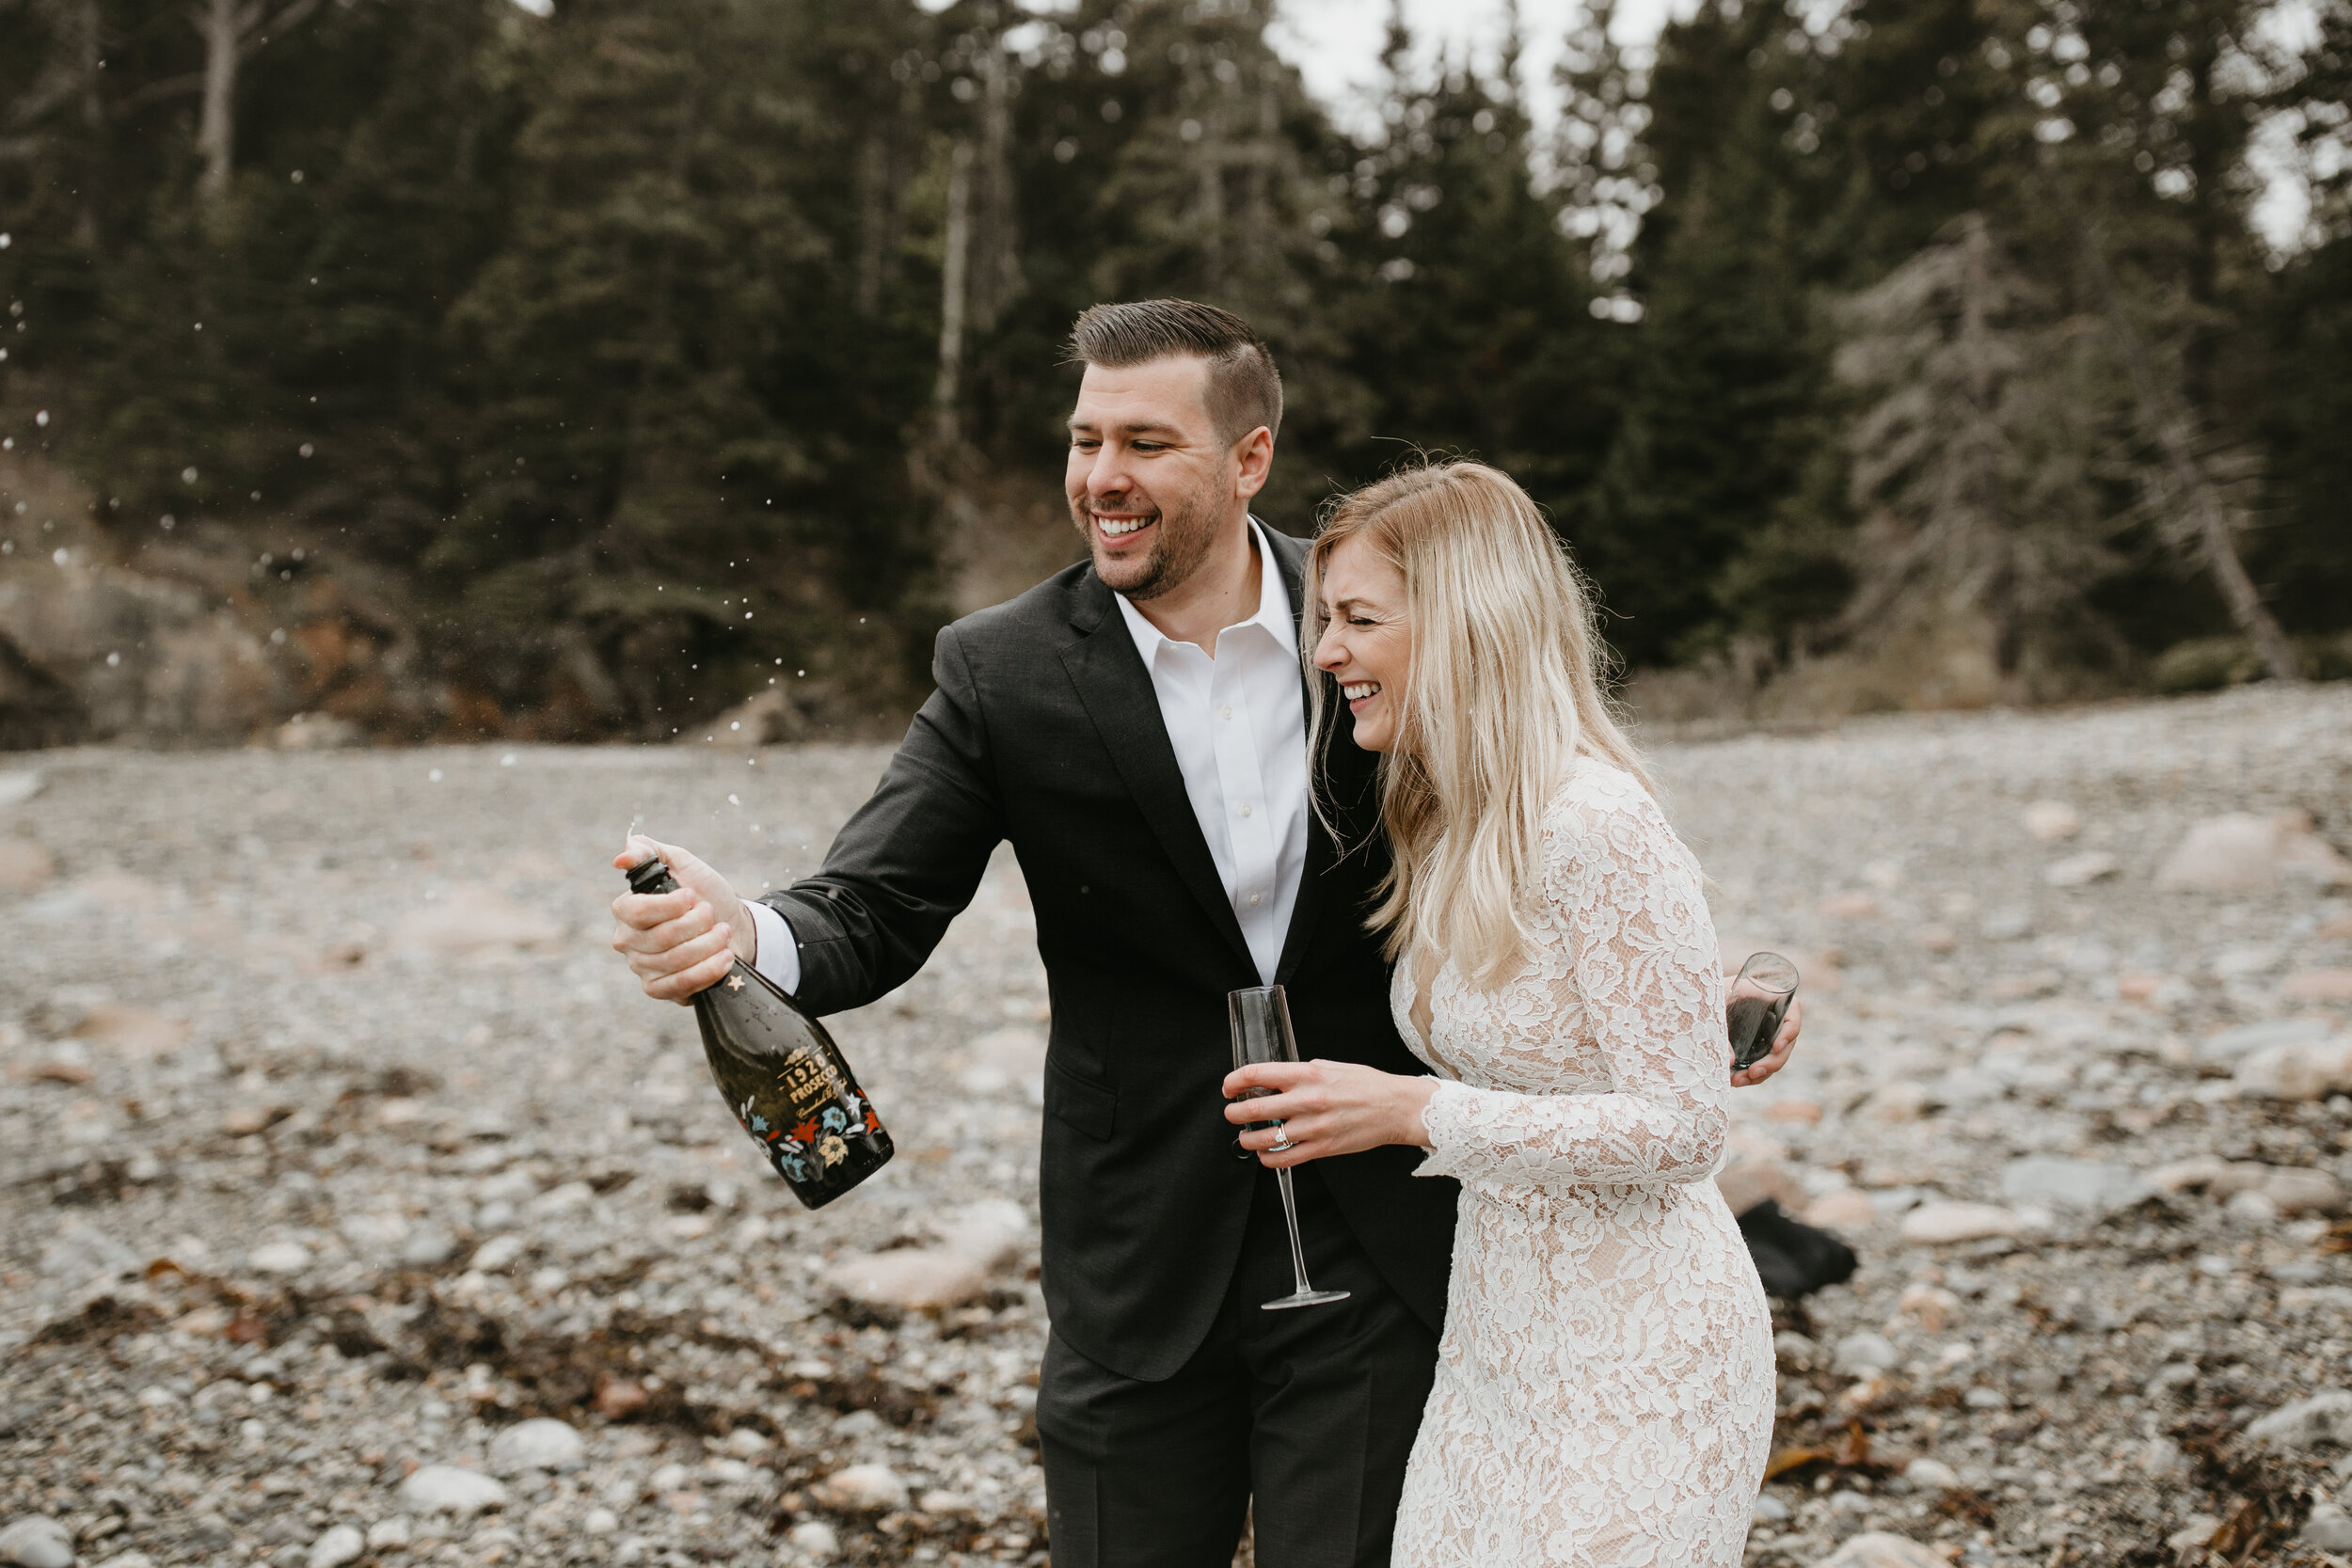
[1232,425,1274,500]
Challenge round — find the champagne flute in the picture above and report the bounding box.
[1228,985,1351,1312]
[1727,952,1800,1071]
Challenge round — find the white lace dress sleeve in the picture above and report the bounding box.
[1390,757,1775,1568]
[1414,765,1730,1195]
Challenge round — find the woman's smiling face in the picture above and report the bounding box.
[1312,534,1412,753]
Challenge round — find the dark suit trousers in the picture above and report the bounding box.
[1037,1166,1439,1568]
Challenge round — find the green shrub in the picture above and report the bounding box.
[2298,632,2352,682]
[2153,637,2263,693]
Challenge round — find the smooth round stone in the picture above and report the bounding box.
[786,1520,840,1560]
[487,1418,584,1475]
[395,1465,509,1514]
[246,1242,313,1275]
[1820,1533,1949,1568]
[1903,1458,1961,1490]
[810,1463,908,1512]
[0,1515,76,1568]
[305,1527,364,1568]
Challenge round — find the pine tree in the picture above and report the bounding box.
[1572,0,1836,667]
[435,0,946,733]
[1831,214,2121,680]
[1360,38,1613,522]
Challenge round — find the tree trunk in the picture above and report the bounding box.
[2079,228,2301,682]
[75,0,103,248]
[854,136,890,318]
[1244,79,1275,270]
[195,0,238,203]
[966,33,1020,334]
[934,138,974,447]
[1196,154,1226,291]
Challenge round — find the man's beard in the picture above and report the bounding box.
[1073,486,1221,604]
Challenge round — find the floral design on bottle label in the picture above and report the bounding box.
[735,1046,879,1183]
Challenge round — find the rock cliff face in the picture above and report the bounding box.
[1,456,287,747]
[0,454,891,751]
[0,561,281,746]
[0,455,454,748]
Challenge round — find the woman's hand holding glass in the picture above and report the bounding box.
[1222,1059,1438,1168]
[1728,993,1802,1088]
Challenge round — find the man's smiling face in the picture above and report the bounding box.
[1064,356,1243,602]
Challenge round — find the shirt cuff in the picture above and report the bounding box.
[745,900,803,995]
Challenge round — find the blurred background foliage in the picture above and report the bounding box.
[0,0,2345,744]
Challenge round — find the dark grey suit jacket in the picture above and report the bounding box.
[761,528,1457,1380]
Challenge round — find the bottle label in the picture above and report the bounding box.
[736,1047,882,1184]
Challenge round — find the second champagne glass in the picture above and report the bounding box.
[1727,951,1800,1071]
[1228,985,1351,1312]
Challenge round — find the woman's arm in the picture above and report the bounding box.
[1416,775,1728,1194]
[1227,772,1730,1194]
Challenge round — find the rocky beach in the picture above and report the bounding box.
[4,682,2352,1568]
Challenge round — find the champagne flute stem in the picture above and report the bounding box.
[1274,1166,1314,1295]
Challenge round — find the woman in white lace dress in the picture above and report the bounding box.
[1223,461,1774,1566]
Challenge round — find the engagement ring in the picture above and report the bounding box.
[1270,1133,1295,1152]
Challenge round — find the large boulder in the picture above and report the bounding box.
[487,1418,585,1475]
[0,632,85,748]
[395,1465,508,1514]
[0,838,54,893]
[1715,1132,1810,1216]
[682,684,823,746]
[69,1004,189,1055]
[2000,1157,2145,1212]
[810,1464,909,1513]
[1899,1202,2022,1245]
[2246,1389,2352,1449]
[390,886,564,957]
[2200,1018,2334,1065]
[0,1515,75,1568]
[1817,1532,1948,1568]
[0,557,280,745]
[834,1200,1031,1313]
[2156,811,2352,893]
[2233,1036,2352,1101]
[2022,800,2082,843]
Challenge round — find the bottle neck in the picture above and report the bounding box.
[626,857,680,897]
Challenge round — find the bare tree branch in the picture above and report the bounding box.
[2078,224,2302,682]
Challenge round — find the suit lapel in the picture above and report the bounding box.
[1058,575,1257,976]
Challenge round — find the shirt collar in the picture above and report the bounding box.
[1112,517,1295,662]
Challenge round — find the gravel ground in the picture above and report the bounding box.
[3,682,2351,1568]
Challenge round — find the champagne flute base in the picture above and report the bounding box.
[1261,1288,1351,1312]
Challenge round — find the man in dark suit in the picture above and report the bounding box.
[612,299,1797,1568]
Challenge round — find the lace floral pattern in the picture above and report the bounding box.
[1391,756,1774,1568]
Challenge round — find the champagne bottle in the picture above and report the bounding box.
[625,854,893,1210]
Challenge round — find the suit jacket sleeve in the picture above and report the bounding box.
[756,624,1006,1015]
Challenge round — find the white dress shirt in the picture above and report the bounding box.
[748,519,1311,991]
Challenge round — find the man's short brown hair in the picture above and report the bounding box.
[1069,299,1283,445]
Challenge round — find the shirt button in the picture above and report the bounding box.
[1239,803,1253,817]
[1222,705,1233,721]
[1248,893,1263,907]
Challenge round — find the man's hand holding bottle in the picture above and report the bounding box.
[610,836,758,1004]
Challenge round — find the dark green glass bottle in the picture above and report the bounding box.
[625,855,893,1210]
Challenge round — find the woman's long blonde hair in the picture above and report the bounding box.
[1303,460,1651,988]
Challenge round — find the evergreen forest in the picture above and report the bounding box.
[0,0,2346,741]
